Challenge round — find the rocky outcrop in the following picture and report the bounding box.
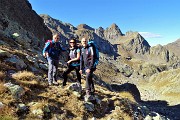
[4,82,25,99]
[5,55,27,70]
[95,27,105,38]
[122,32,151,55]
[165,38,180,57]
[95,23,123,44]
[40,14,77,46]
[0,0,52,48]
[77,24,94,31]
[149,44,179,64]
[104,23,123,41]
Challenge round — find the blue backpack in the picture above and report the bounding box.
[88,40,99,67]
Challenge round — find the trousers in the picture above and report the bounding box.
[47,57,59,84]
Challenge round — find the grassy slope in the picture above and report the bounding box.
[138,68,180,106]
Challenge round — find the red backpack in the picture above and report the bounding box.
[44,40,53,49]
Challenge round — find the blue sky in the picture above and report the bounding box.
[28,0,180,46]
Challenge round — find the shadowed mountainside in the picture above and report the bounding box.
[0,0,52,49]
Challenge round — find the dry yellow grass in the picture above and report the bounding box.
[139,68,180,105]
[0,61,15,71]
[0,71,5,80]
[12,71,36,81]
[0,115,18,120]
[29,99,49,111]
[0,82,14,105]
[118,91,136,102]
[149,68,180,88]
[0,45,28,57]
[0,82,7,95]
[0,105,16,117]
[11,71,41,88]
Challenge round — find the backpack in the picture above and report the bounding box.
[88,40,99,67]
[44,40,53,49]
[68,46,81,60]
[67,46,81,66]
[44,39,62,51]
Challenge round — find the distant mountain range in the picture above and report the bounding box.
[40,14,179,65]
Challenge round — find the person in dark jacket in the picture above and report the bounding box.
[62,38,81,87]
[79,37,96,99]
[42,34,65,86]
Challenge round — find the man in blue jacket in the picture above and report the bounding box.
[43,34,65,86]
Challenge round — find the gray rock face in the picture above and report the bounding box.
[95,27,105,38]
[5,55,27,70]
[124,32,151,55]
[0,0,52,40]
[150,44,179,64]
[4,82,25,99]
[0,0,52,49]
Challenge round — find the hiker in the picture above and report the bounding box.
[43,34,65,86]
[62,38,81,87]
[79,37,97,99]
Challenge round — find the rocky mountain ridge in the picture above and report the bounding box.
[41,14,179,65]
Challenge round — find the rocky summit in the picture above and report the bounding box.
[0,0,180,120]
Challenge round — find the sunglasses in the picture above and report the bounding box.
[70,42,75,43]
[55,37,60,39]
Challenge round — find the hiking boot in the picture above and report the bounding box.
[48,82,52,86]
[60,83,66,88]
[52,81,59,85]
[84,94,95,102]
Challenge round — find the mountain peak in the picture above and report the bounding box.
[110,23,119,29]
[103,23,123,41]
[77,24,94,31]
[39,14,51,18]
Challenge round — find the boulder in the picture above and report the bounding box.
[28,102,50,119]
[5,55,27,70]
[68,82,82,93]
[84,102,95,112]
[119,64,134,77]
[26,55,37,63]
[16,103,29,113]
[4,82,25,99]
[145,112,165,120]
